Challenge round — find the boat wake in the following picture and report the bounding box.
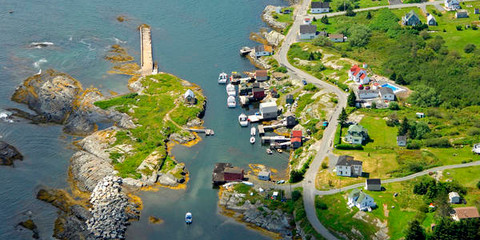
[29,42,54,49]
[111,37,127,44]
[33,58,47,73]
[80,38,96,51]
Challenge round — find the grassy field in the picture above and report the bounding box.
[316,181,424,239]
[310,0,388,14]
[94,73,205,178]
[442,166,480,209]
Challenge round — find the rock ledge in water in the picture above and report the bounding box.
[0,141,23,166]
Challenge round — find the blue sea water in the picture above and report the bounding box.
[0,0,289,239]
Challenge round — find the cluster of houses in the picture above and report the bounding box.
[299,16,345,42]
[446,191,480,221]
[402,10,438,26]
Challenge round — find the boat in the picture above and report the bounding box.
[226,84,236,96]
[266,148,273,155]
[185,212,192,224]
[230,72,242,85]
[250,127,256,136]
[227,96,236,108]
[218,72,228,84]
[239,46,252,56]
[250,136,255,144]
[238,113,249,127]
[277,149,283,153]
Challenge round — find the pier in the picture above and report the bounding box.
[140,25,154,76]
[261,136,290,144]
[185,128,215,136]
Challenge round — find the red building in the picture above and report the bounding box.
[224,167,244,181]
[253,87,265,100]
[291,137,302,149]
[292,130,302,138]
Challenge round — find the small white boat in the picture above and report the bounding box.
[250,127,256,136]
[218,72,228,84]
[242,181,254,186]
[185,212,192,224]
[226,84,236,96]
[238,113,249,127]
[250,136,255,144]
[277,149,283,153]
[266,148,273,155]
[227,96,236,108]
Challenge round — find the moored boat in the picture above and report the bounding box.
[227,96,236,108]
[266,148,273,155]
[250,136,255,144]
[185,212,192,224]
[238,113,249,127]
[250,127,256,136]
[218,72,228,84]
[239,46,252,56]
[230,72,242,85]
[226,84,236,96]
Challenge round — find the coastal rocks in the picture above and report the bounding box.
[148,216,164,224]
[169,132,196,144]
[247,51,271,70]
[11,69,134,135]
[264,30,285,47]
[220,187,292,237]
[17,219,39,239]
[262,6,288,31]
[0,141,23,166]
[86,176,137,239]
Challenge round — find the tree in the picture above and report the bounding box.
[389,102,400,110]
[312,17,317,22]
[312,36,332,47]
[321,15,329,24]
[366,11,372,19]
[409,85,442,107]
[338,108,348,127]
[347,91,357,107]
[346,8,356,17]
[395,74,406,85]
[405,220,426,240]
[399,117,409,136]
[477,180,480,189]
[349,25,371,47]
[390,72,397,81]
[464,43,476,53]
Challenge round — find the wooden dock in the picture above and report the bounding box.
[261,136,290,144]
[140,25,154,76]
[185,128,215,136]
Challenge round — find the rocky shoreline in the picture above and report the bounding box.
[262,5,288,32]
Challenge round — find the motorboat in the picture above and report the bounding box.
[277,149,283,153]
[238,113,249,127]
[226,84,236,96]
[266,148,273,155]
[230,72,242,85]
[218,72,228,84]
[239,46,252,56]
[250,136,255,144]
[250,127,256,136]
[185,212,192,224]
[227,96,236,108]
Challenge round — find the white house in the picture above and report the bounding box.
[258,171,271,181]
[379,87,395,101]
[345,124,369,145]
[427,14,437,26]
[299,24,317,40]
[348,65,370,84]
[335,155,363,177]
[254,45,273,57]
[416,112,425,118]
[348,189,376,211]
[449,192,461,204]
[259,101,278,120]
[311,2,330,13]
[445,0,460,10]
[473,143,480,154]
[184,89,196,105]
[358,90,379,99]
[456,10,469,18]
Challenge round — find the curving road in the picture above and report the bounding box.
[273,0,480,239]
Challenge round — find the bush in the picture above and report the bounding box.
[290,170,305,183]
[424,138,451,148]
[321,162,328,169]
[464,43,476,53]
[335,144,363,150]
[275,66,287,73]
[316,201,328,210]
[407,140,422,149]
[467,127,480,136]
[312,36,333,47]
[292,190,302,201]
[389,102,400,110]
[304,83,317,91]
[456,25,463,31]
[477,181,480,190]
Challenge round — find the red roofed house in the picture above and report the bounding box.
[292,130,303,138]
[291,137,302,149]
[348,65,370,84]
[223,167,244,181]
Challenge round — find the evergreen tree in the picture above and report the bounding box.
[338,108,348,127]
[396,74,406,85]
[321,15,329,24]
[366,11,372,20]
[346,8,356,17]
[390,72,397,81]
[347,91,356,107]
[399,117,409,136]
[405,220,426,240]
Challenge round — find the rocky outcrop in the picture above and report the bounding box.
[262,6,288,31]
[86,176,138,239]
[17,219,39,239]
[219,187,292,237]
[264,30,285,47]
[0,141,23,166]
[247,51,271,70]
[11,70,134,135]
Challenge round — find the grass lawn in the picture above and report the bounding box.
[442,166,480,209]
[316,181,424,239]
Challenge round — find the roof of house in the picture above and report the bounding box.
[457,9,468,14]
[329,33,344,39]
[449,192,460,198]
[453,207,480,219]
[311,1,330,8]
[366,179,381,185]
[258,171,270,177]
[427,14,436,22]
[359,73,367,80]
[286,94,294,99]
[336,155,363,166]
[292,130,302,138]
[300,24,317,34]
[379,87,394,95]
[404,10,420,22]
[348,124,368,134]
[224,167,244,175]
[358,89,379,95]
[256,70,268,77]
[184,89,195,98]
[349,188,371,203]
[397,135,407,142]
[292,137,302,143]
[255,45,273,53]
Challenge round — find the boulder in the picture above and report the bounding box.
[17,219,39,239]
[0,141,23,166]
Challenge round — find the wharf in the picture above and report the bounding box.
[185,128,215,136]
[261,136,290,144]
[140,25,154,76]
[248,115,263,123]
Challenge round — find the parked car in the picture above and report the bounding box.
[276,180,286,184]
[302,79,307,85]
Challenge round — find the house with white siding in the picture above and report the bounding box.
[311,2,330,13]
[379,87,395,101]
[348,189,376,211]
[335,155,363,177]
[299,24,317,40]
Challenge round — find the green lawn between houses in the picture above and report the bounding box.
[310,0,388,14]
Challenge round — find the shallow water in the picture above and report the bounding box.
[0,0,289,239]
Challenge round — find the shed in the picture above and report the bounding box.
[260,102,278,120]
[253,87,265,100]
[328,34,345,42]
[258,171,271,181]
[292,130,302,138]
[449,192,461,204]
[291,137,302,149]
[254,45,273,57]
[456,10,469,18]
[255,70,269,82]
[427,14,437,26]
[286,94,294,104]
[184,89,196,105]
[224,167,244,181]
[475,8,480,14]
[397,136,407,147]
[286,115,297,128]
[365,179,382,191]
[416,112,425,118]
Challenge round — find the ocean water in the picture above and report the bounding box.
[0,0,289,239]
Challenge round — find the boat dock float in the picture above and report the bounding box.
[261,136,290,144]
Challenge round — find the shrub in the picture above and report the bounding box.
[304,83,318,91]
[316,201,328,210]
[312,36,332,47]
[290,170,306,183]
[321,162,328,169]
[424,138,451,148]
[407,140,422,149]
[467,127,480,136]
[292,190,302,201]
[456,25,463,31]
[389,102,400,110]
[275,66,287,73]
[335,144,363,150]
[464,43,476,53]
[477,181,480,190]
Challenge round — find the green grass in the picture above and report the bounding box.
[322,0,388,13]
[94,73,204,178]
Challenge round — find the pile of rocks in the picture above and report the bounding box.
[86,176,130,239]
